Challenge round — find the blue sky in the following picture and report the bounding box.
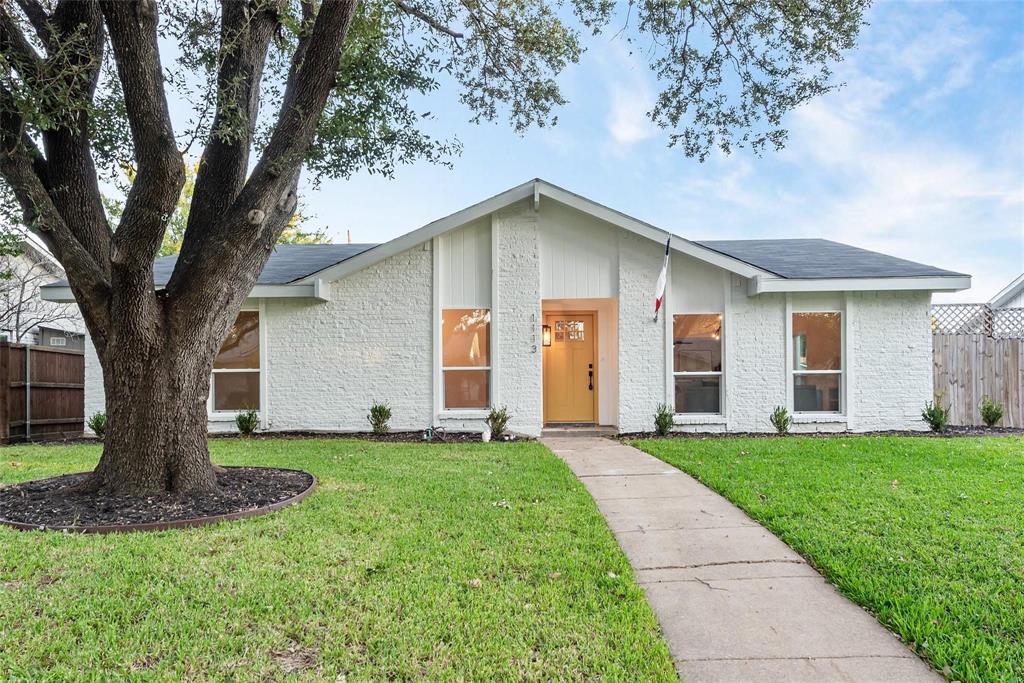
[293,2,1021,302]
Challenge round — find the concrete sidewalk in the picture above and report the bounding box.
[542,436,939,683]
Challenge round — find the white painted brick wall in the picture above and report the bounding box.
[265,243,434,432]
[492,202,543,436]
[78,212,936,437]
[83,335,104,433]
[617,231,667,432]
[848,290,932,431]
[726,285,787,432]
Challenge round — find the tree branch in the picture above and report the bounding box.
[166,0,359,308]
[393,0,464,38]
[0,8,43,72]
[0,101,111,331]
[186,0,282,238]
[37,0,112,272]
[100,0,184,269]
[13,0,51,45]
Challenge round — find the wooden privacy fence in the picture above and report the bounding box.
[931,305,1024,428]
[0,342,85,443]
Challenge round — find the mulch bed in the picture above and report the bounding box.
[618,426,1024,440]
[0,467,314,533]
[229,430,489,443]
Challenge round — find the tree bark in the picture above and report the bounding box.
[85,307,218,496]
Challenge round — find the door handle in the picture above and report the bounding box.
[588,364,593,391]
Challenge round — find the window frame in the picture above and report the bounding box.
[440,307,492,411]
[672,312,724,416]
[208,304,264,418]
[790,310,844,415]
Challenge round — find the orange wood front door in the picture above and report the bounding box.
[543,313,597,423]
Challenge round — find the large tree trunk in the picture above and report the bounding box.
[0,0,360,497]
[85,305,224,497]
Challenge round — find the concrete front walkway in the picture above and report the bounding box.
[542,436,940,683]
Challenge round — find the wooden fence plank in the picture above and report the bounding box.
[0,342,85,443]
[933,333,1024,427]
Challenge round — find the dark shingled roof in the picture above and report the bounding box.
[151,243,378,285]
[694,238,967,279]
[44,243,379,289]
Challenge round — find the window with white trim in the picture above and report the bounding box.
[672,313,722,414]
[792,312,841,413]
[442,308,490,409]
[211,311,260,412]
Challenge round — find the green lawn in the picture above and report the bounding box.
[634,435,1024,683]
[0,439,675,681]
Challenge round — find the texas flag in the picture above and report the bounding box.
[654,236,670,321]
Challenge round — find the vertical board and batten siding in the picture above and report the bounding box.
[538,201,618,299]
[933,334,1023,427]
[437,217,491,307]
[0,343,84,442]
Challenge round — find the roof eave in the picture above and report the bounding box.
[749,274,972,295]
[39,282,329,303]
[989,273,1024,307]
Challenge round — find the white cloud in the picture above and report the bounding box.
[606,81,657,147]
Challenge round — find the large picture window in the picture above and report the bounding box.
[673,314,722,414]
[792,312,842,413]
[211,311,260,412]
[442,308,490,409]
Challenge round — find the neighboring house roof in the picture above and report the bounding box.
[989,273,1024,308]
[40,178,972,302]
[696,238,967,280]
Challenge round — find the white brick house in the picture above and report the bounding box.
[43,179,970,436]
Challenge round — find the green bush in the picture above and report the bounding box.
[87,411,107,439]
[654,403,673,436]
[486,406,511,439]
[980,396,1004,428]
[235,409,259,436]
[770,406,791,435]
[921,400,949,432]
[368,402,392,434]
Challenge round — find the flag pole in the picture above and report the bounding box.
[654,236,671,322]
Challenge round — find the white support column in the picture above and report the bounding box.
[844,292,854,428]
[490,213,500,408]
[432,236,442,424]
[663,249,673,407]
[722,273,733,428]
[259,298,269,429]
[784,293,794,411]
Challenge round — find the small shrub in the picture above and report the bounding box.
[235,409,259,436]
[654,403,673,436]
[770,406,791,435]
[921,400,949,432]
[980,396,1004,428]
[486,406,511,439]
[87,411,107,438]
[368,402,392,434]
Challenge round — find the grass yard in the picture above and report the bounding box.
[634,435,1024,683]
[0,439,675,681]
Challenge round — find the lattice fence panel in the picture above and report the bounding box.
[994,308,1024,339]
[931,304,1024,339]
